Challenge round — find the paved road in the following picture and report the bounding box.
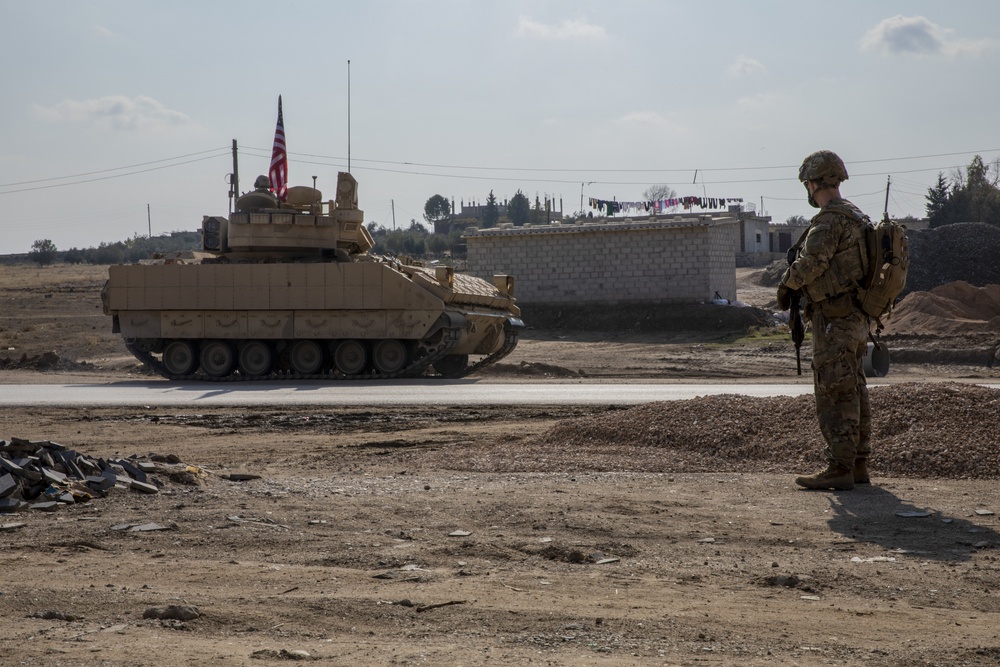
[0,381,823,407]
[2,381,996,408]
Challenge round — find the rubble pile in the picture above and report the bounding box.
[0,438,159,513]
[904,222,1000,296]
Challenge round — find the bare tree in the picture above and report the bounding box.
[642,184,677,201]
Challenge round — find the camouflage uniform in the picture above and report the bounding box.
[782,198,872,471]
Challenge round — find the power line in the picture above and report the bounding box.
[0,152,230,195]
[243,145,1000,174]
[242,145,991,187]
[5,143,996,197]
[0,147,230,188]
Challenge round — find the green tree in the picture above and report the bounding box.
[483,190,499,228]
[927,156,1000,228]
[90,242,125,264]
[63,247,85,264]
[426,234,449,253]
[785,215,808,226]
[925,173,950,224]
[29,239,57,266]
[507,190,530,227]
[423,194,451,225]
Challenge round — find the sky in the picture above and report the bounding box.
[2,1,1000,255]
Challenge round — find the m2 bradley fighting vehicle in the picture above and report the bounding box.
[102,172,522,381]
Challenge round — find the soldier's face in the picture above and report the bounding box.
[804,181,820,208]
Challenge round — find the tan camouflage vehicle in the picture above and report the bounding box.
[101,172,522,380]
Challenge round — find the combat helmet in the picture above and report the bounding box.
[798,150,848,187]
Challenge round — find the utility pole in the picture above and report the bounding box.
[580,182,594,217]
[147,204,151,238]
[230,139,239,216]
[391,199,396,230]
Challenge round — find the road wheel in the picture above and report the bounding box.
[289,339,324,375]
[238,340,273,378]
[200,340,236,377]
[372,339,408,374]
[333,340,368,375]
[162,340,198,376]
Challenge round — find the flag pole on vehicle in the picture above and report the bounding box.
[269,95,287,201]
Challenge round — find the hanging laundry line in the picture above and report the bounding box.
[588,196,744,216]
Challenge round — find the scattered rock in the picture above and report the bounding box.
[31,610,83,621]
[142,605,200,621]
[225,473,262,482]
[250,648,316,661]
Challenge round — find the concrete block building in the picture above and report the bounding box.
[464,215,739,306]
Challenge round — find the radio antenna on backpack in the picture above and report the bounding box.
[883,175,891,222]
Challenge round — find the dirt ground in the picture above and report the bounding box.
[2,264,999,666]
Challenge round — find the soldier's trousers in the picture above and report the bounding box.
[810,307,871,469]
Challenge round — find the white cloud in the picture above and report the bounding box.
[726,56,765,78]
[614,111,688,136]
[94,25,117,38]
[31,95,192,130]
[735,93,781,113]
[861,15,996,58]
[515,16,608,41]
[615,111,670,127]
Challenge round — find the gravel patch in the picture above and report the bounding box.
[425,383,1000,480]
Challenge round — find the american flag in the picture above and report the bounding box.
[268,95,288,201]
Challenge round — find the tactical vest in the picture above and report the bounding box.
[793,200,869,305]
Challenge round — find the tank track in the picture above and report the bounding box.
[124,327,463,382]
[455,321,521,378]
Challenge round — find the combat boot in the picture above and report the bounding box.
[853,459,870,485]
[795,463,854,491]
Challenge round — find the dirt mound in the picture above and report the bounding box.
[430,383,1000,480]
[756,260,786,287]
[885,281,1000,335]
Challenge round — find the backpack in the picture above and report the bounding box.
[798,201,909,330]
[856,214,909,327]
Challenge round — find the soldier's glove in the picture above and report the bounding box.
[776,284,793,311]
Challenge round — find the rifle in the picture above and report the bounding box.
[785,245,804,375]
[789,290,804,375]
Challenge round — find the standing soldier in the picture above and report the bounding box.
[777,151,872,490]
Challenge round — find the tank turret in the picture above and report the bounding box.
[211,171,373,258]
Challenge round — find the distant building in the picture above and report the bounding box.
[435,197,564,235]
[732,204,773,267]
[465,212,739,306]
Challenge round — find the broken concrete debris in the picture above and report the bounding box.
[0,437,167,513]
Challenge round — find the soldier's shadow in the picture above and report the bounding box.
[825,485,997,563]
